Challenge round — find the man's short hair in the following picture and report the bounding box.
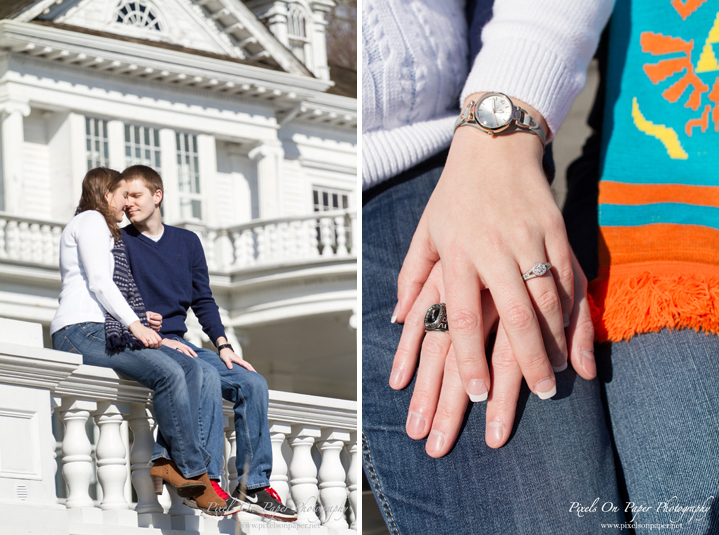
[121,165,164,207]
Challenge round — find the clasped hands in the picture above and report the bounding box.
[389,98,597,457]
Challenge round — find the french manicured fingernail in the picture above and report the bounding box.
[390,302,399,323]
[534,378,557,400]
[406,412,426,436]
[389,368,403,388]
[550,354,567,372]
[582,347,597,378]
[467,379,488,402]
[487,422,504,448]
[563,313,570,328]
[426,430,445,455]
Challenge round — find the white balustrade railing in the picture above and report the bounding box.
[50,368,357,534]
[0,210,357,273]
[178,209,357,272]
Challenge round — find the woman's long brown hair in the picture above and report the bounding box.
[75,167,124,241]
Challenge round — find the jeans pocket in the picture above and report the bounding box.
[79,322,104,340]
[52,332,80,354]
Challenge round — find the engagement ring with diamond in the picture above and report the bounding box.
[522,262,552,282]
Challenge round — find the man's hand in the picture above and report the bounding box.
[146,311,163,332]
[162,338,198,357]
[219,348,256,372]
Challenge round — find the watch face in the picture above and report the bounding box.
[475,94,513,130]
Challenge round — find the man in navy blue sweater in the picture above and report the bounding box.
[120,165,297,522]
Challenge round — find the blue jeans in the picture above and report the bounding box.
[165,335,272,490]
[363,163,625,534]
[52,322,211,478]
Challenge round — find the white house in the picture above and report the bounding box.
[0,1,357,533]
[0,0,357,400]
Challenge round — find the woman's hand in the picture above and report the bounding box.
[129,321,163,348]
[394,95,573,403]
[146,311,163,332]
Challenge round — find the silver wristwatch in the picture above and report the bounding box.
[454,92,547,147]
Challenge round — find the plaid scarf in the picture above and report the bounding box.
[105,237,151,352]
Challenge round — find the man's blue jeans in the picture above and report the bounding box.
[165,335,272,490]
[52,322,211,478]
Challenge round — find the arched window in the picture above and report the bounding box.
[287,4,309,63]
[287,4,307,39]
[115,0,163,31]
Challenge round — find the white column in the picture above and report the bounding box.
[107,120,125,172]
[159,128,179,224]
[68,112,88,208]
[249,142,284,219]
[268,421,291,504]
[317,429,350,529]
[128,404,167,526]
[288,425,321,525]
[346,432,358,530]
[0,101,30,214]
[197,134,218,227]
[310,1,333,81]
[266,2,289,46]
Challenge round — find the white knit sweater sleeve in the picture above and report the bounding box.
[77,212,140,328]
[461,0,615,139]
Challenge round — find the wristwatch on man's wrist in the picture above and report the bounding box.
[454,92,547,147]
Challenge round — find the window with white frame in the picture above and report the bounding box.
[86,117,109,170]
[313,186,350,212]
[115,0,163,31]
[287,4,309,63]
[176,133,202,221]
[125,124,161,170]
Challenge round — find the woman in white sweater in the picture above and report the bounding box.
[50,167,226,512]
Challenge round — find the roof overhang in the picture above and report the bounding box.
[0,20,355,127]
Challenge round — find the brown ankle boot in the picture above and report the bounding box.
[188,472,227,512]
[150,458,206,498]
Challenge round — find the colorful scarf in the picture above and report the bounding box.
[105,237,150,352]
[589,1,719,342]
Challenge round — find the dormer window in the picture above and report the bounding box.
[115,0,163,31]
[287,4,309,63]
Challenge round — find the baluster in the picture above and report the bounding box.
[305,217,319,258]
[6,219,19,259]
[318,430,350,528]
[0,218,7,258]
[30,222,42,263]
[19,221,30,261]
[289,426,321,525]
[289,220,301,260]
[269,422,291,504]
[225,425,238,495]
[51,225,62,264]
[267,223,278,262]
[231,230,244,268]
[58,398,96,509]
[349,211,357,256]
[255,226,267,264]
[319,217,333,257]
[94,401,129,510]
[334,215,348,257]
[40,224,53,264]
[243,228,256,266]
[346,432,358,530]
[204,230,217,271]
[128,405,164,521]
[167,487,200,532]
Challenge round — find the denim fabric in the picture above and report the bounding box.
[597,330,719,534]
[165,335,272,490]
[52,322,210,478]
[362,162,625,534]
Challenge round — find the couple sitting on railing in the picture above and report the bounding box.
[50,165,297,522]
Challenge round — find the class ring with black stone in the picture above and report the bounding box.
[424,303,448,332]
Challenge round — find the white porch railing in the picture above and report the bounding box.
[0,210,357,273]
[0,319,357,535]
